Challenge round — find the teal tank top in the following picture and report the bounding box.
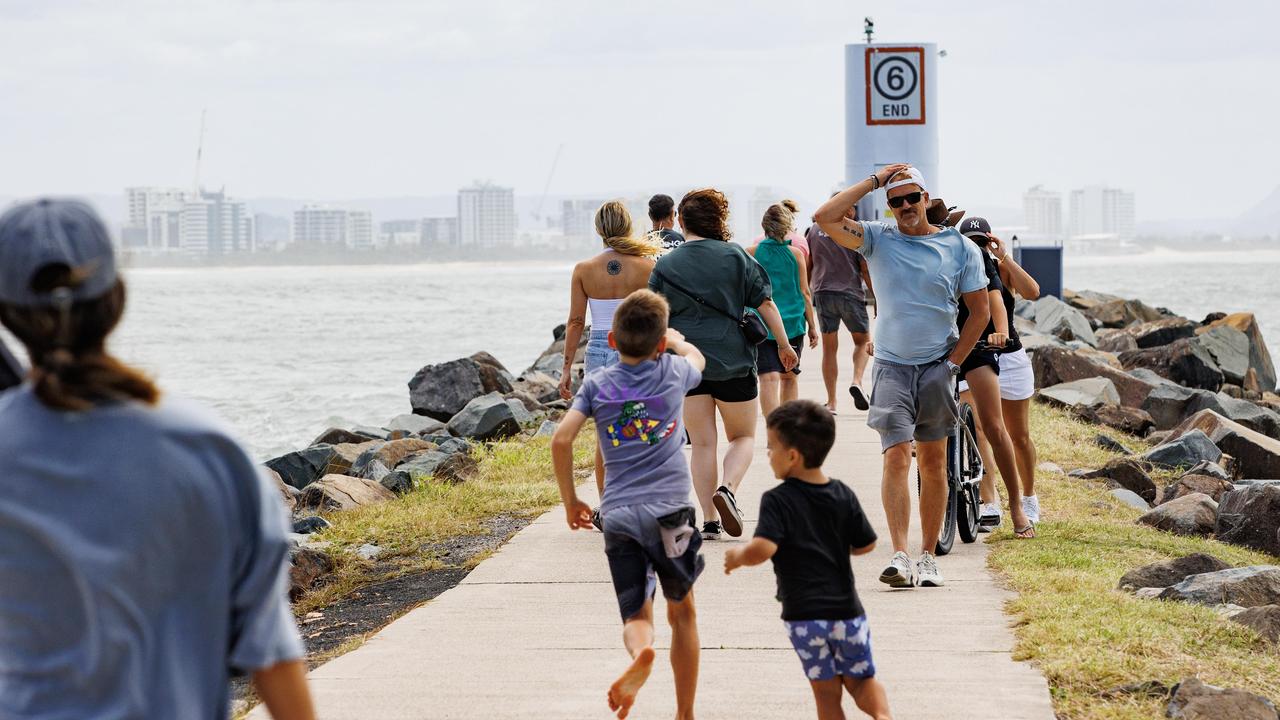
[754,237,807,340]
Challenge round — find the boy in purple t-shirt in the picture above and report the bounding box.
[552,289,706,720]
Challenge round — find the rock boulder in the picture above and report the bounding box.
[1158,566,1280,608]
[1166,677,1279,720]
[266,468,301,511]
[1231,605,1280,644]
[408,358,488,422]
[1216,483,1280,556]
[1118,553,1231,591]
[1037,377,1120,410]
[1143,384,1212,431]
[1196,324,1252,386]
[1082,298,1165,330]
[323,440,382,476]
[1140,430,1223,470]
[1119,338,1224,391]
[469,351,516,395]
[266,445,336,490]
[1084,458,1158,503]
[1075,404,1156,437]
[1137,493,1218,537]
[1127,317,1198,349]
[288,547,334,601]
[1185,392,1280,439]
[385,413,446,436]
[1161,472,1235,505]
[311,427,382,446]
[1199,313,1277,392]
[351,438,437,479]
[300,474,397,511]
[1031,346,1159,408]
[1168,410,1280,479]
[1032,295,1097,345]
[447,392,520,440]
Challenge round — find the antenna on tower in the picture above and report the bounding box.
[192,108,207,199]
[864,17,874,44]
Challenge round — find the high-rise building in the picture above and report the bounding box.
[562,199,605,240]
[1068,185,1136,239]
[181,190,254,255]
[346,210,373,250]
[457,183,515,248]
[126,187,186,229]
[292,205,349,247]
[124,186,186,251]
[380,219,422,248]
[422,217,458,246]
[254,213,291,252]
[1023,185,1063,240]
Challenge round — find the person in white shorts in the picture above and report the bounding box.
[961,231,1043,528]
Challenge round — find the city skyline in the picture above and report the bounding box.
[0,3,1276,224]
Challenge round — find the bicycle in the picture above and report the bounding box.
[916,355,987,556]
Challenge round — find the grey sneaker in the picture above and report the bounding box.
[1022,495,1041,524]
[879,551,914,589]
[916,552,945,587]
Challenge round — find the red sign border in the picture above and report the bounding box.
[865,46,927,126]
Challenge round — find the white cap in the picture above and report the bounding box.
[884,167,927,194]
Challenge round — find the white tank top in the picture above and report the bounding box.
[588,297,624,332]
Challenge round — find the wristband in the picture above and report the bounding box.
[869,174,880,190]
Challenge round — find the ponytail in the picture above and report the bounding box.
[0,280,160,411]
[762,199,798,241]
[595,200,660,257]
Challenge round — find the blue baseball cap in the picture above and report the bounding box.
[0,198,117,307]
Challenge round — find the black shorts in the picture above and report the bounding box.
[815,291,869,335]
[687,372,758,402]
[960,348,1001,378]
[603,504,705,621]
[757,335,804,376]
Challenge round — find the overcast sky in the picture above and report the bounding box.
[1,0,1276,221]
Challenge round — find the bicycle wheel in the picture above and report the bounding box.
[957,403,982,544]
[934,433,959,556]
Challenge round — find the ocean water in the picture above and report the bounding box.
[5,253,1276,460]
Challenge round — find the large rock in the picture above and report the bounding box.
[378,470,414,495]
[1197,325,1252,386]
[1216,484,1280,555]
[524,324,589,381]
[1185,392,1280,439]
[1137,493,1218,537]
[1118,553,1231,591]
[1199,313,1277,392]
[1063,288,1122,311]
[288,547,334,601]
[469,351,516,395]
[323,440,382,476]
[1096,328,1139,353]
[1144,384,1213,430]
[351,438,436,479]
[512,372,562,405]
[300,474,396,511]
[266,444,335,490]
[447,392,520,440]
[1075,404,1156,437]
[396,450,452,479]
[433,451,479,483]
[1166,677,1280,720]
[1158,566,1280,608]
[1161,472,1235,505]
[1126,317,1197,349]
[505,398,535,425]
[1168,410,1280,479]
[1111,488,1152,511]
[1036,377,1120,410]
[385,413,446,436]
[1031,346,1159,408]
[266,468,301,512]
[1084,458,1158,503]
[311,427,382,446]
[1119,338,1224,391]
[1231,605,1280,644]
[408,358,488,422]
[1140,430,1223,470]
[1082,297,1165,330]
[1032,295,1097,346]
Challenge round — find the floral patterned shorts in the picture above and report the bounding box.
[783,616,876,682]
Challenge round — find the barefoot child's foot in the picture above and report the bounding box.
[608,646,655,718]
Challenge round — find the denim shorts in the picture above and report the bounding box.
[603,501,704,621]
[814,291,869,335]
[585,329,620,373]
[784,616,876,682]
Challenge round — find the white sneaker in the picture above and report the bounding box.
[978,502,1002,533]
[1022,495,1041,524]
[879,551,914,589]
[916,552,945,587]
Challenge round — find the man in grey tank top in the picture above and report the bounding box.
[806,202,873,414]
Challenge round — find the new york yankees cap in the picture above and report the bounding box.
[959,216,992,239]
[0,198,118,307]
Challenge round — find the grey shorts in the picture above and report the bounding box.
[815,291,869,335]
[867,357,958,451]
[603,501,705,621]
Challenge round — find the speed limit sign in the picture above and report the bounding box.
[865,47,926,125]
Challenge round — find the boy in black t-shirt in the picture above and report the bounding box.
[725,400,892,719]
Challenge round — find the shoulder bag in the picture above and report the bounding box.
[653,269,768,345]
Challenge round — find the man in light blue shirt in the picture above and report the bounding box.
[815,165,990,590]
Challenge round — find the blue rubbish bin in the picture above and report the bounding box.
[1012,237,1064,300]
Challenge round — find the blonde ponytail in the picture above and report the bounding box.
[762,199,798,241]
[595,200,660,257]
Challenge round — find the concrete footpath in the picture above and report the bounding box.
[254,349,1055,719]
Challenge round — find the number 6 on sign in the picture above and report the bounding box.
[865,46,926,125]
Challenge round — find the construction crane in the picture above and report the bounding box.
[533,143,564,227]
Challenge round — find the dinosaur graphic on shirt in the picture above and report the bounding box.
[606,400,677,447]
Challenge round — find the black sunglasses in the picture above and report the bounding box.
[887,192,923,209]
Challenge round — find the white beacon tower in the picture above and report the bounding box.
[845,41,940,221]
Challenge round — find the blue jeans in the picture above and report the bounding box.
[585,329,620,373]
